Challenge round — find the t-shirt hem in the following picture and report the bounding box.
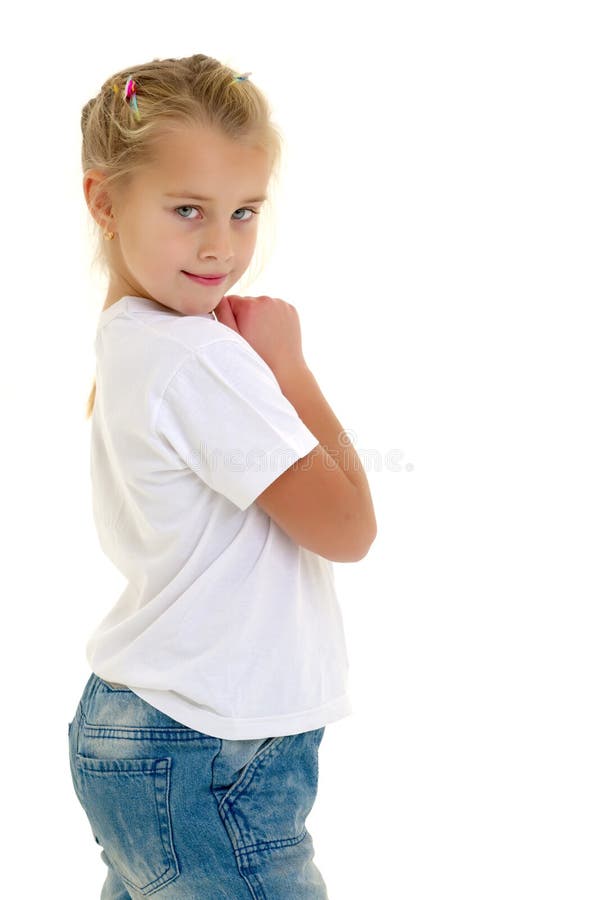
[126,686,353,740]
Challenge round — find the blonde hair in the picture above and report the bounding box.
[81,53,284,419]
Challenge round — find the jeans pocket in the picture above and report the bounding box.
[74,753,180,895]
[215,728,324,854]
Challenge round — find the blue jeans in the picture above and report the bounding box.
[67,672,328,898]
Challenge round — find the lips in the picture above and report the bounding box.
[183,272,227,278]
[183,271,228,288]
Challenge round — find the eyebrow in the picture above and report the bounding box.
[165,192,267,204]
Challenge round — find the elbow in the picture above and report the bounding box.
[343,516,378,563]
[354,524,377,561]
[348,485,377,561]
[356,504,378,559]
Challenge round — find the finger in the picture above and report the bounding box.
[213,296,240,333]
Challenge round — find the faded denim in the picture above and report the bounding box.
[67,672,328,898]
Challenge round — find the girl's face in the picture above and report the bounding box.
[103,124,271,315]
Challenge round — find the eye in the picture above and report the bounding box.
[175,206,260,222]
[175,205,200,220]
[232,207,260,222]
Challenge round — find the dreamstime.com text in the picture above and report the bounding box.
[183,429,413,474]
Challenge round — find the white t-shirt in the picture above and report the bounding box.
[85,295,352,739]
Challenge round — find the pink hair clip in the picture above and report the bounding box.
[123,76,141,122]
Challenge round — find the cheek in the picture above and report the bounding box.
[148,223,182,259]
[143,210,175,243]
[239,226,257,249]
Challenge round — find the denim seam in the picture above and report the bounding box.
[80,724,209,741]
[216,736,284,817]
[233,828,308,856]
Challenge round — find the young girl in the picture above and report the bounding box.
[67,53,377,899]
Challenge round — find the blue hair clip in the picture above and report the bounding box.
[231,71,252,84]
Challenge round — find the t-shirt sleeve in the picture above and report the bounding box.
[155,337,320,511]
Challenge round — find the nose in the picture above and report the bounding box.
[198,221,235,262]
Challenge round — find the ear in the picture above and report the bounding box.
[83,169,115,232]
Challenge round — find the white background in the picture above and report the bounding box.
[2,1,599,897]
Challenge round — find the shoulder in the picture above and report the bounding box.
[164,320,278,386]
[151,313,259,358]
[124,308,273,383]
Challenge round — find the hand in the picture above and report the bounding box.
[213,294,308,379]
[211,294,241,334]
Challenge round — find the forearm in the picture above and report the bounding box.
[276,363,377,540]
